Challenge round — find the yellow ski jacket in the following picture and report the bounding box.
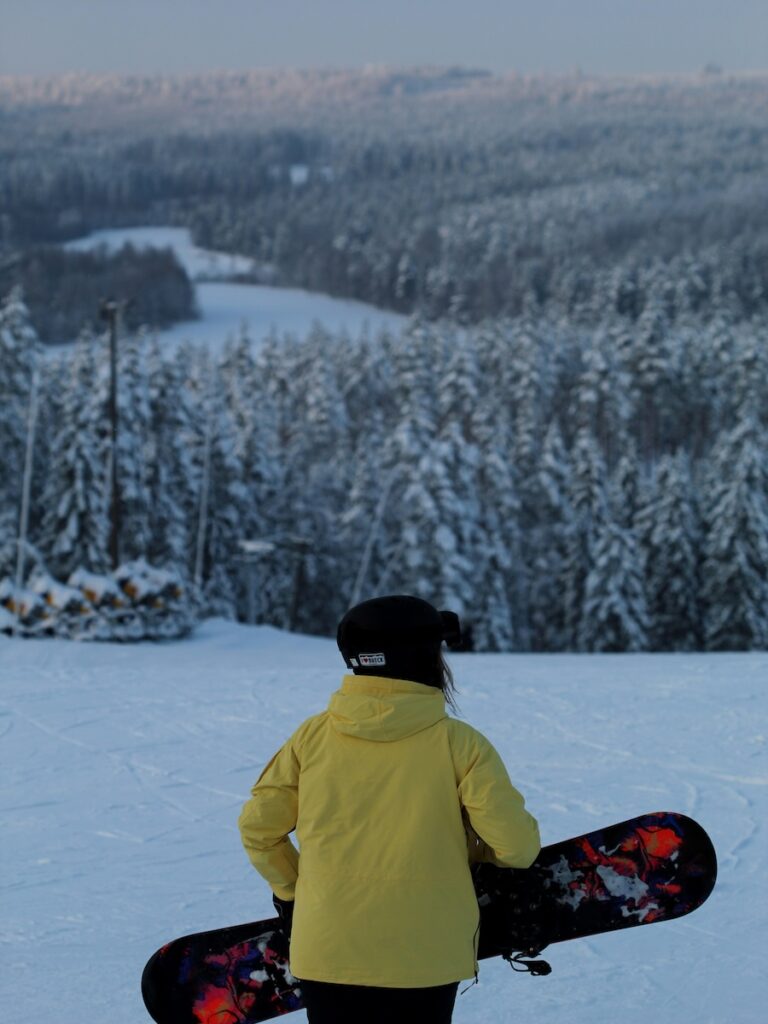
[238,674,540,987]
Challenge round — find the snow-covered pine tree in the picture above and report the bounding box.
[608,264,642,319]
[579,471,650,653]
[674,253,711,318]
[508,319,543,505]
[371,325,440,597]
[674,321,713,460]
[579,437,650,650]
[471,438,521,651]
[342,409,392,609]
[220,330,283,548]
[632,294,671,460]
[729,326,768,423]
[28,351,68,557]
[563,426,608,649]
[612,439,643,532]
[636,449,701,650]
[145,339,197,573]
[700,410,768,650]
[117,328,152,561]
[471,319,514,436]
[189,354,248,617]
[509,319,548,645]
[274,325,351,632]
[436,325,481,442]
[528,420,574,651]
[601,324,635,468]
[0,288,39,552]
[241,332,301,629]
[40,331,111,578]
[705,312,738,439]
[436,328,520,649]
[570,331,612,461]
[396,422,478,617]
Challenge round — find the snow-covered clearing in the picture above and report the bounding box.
[62,227,406,349]
[2,620,766,1023]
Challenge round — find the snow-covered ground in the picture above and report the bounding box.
[64,227,259,281]
[62,227,406,349]
[2,621,766,1023]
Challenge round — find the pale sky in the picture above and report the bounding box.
[2,0,766,77]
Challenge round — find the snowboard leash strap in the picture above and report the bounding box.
[459,918,483,995]
[502,950,553,976]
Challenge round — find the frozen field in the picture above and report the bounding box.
[63,227,406,349]
[2,619,767,1023]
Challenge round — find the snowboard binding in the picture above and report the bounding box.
[502,949,553,976]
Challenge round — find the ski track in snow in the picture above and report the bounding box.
[1,622,767,1023]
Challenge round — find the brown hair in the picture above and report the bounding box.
[437,651,460,714]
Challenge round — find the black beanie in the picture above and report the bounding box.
[336,595,460,686]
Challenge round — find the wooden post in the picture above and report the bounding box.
[101,300,122,570]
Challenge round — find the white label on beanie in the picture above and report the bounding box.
[359,652,386,666]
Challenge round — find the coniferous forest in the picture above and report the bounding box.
[2,283,766,650]
[1,69,767,649]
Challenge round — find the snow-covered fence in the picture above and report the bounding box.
[0,560,196,641]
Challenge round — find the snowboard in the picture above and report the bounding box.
[141,811,716,1023]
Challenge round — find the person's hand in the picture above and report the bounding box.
[272,894,295,940]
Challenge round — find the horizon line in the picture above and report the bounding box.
[3,63,768,83]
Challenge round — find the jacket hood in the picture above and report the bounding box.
[328,674,447,742]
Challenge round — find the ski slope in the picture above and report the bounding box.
[2,620,766,1023]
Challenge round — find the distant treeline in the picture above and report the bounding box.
[0,245,197,343]
[1,69,767,325]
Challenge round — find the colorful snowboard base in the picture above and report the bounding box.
[141,811,716,1023]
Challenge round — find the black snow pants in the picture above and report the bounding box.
[299,979,460,1024]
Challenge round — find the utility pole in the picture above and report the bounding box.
[100,299,122,570]
[194,397,215,590]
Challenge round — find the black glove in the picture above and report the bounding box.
[272,894,295,940]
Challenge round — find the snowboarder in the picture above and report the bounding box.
[238,594,540,1023]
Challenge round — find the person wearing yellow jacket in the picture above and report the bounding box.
[239,595,540,1024]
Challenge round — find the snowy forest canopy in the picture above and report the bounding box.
[2,69,768,326]
[1,68,767,651]
[2,285,766,652]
